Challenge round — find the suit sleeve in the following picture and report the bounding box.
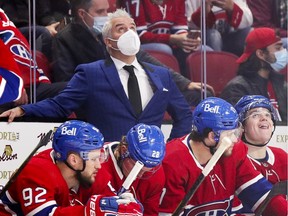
[21,67,89,117]
[166,71,193,140]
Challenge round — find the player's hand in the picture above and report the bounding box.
[0,107,24,123]
[187,82,215,96]
[84,194,143,216]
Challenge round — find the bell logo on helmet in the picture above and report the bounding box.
[204,104,220,114]
[137,128,148,143]
[61,127,77,136]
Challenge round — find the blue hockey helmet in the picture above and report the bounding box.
[192,97,239,142]
[235,95,279,123]
[52,120,104,161]
[126,123,165,168]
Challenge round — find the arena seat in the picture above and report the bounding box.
[145,50,181,73]
[186,51,239,96]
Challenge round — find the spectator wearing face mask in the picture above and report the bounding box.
[52,0,109,82]
[220,27,287,124]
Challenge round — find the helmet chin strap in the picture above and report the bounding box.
[64,159,86,172]
[202,139,219,155]
[242,133,271,147]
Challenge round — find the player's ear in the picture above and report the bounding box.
[119,144,128,155]
[207,131,216,143]
[67,152,82,168]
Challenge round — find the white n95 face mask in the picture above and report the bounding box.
[270,49,288,72]
[109,29,141,56]
[93,16,109,35]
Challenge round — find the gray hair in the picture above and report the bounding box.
[102,8,132,39]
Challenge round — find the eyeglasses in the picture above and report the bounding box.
[80,148,108,163]
[244,111,272,121]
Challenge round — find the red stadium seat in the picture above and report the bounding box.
[186,51,239,96]
[145,50,181,73]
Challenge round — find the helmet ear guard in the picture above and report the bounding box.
[52,120,104,161]
[126,123,166,168]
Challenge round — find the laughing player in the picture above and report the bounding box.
[158,97,287,215]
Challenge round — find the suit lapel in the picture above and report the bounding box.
[141,63,167,113]
[102,59,135,114]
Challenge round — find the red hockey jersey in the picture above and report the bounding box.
[0,8,50,88]
[0,39,23,104]
[189,0,253,33]
[99,142,166,216]
[120,0,188,44]
[0,149,115,215]
[233,146,288,214]
[248,146,288,184]
[158,135,276,215]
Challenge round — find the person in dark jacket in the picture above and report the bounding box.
[220,27,287,125]
[52,0,214,108]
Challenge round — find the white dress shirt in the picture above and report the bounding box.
[110,56,153,110]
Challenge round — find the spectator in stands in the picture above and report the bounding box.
[220,27,287,124]
[247,0,287,48]
[0,9,67,110]
[186,0,253,56]
[53,0,214,107]
[233,95,288,214]
[0,8,193,142]
[0,120,143,216]
[118,0,202,78]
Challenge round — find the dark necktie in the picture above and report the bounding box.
[123,65,142,116]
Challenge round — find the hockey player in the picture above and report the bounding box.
[158,97,287,215]
[233,95,288,214]
[0,120,143,215]
[0,39,24,105]
[99,123,166,216]
[0,8,67,105]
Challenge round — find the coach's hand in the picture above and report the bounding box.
[0,107,24,123]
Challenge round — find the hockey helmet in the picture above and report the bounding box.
[193,97,239,142]
[52,120,104,161]
[126,123,165,168]
[235,95,279,123]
